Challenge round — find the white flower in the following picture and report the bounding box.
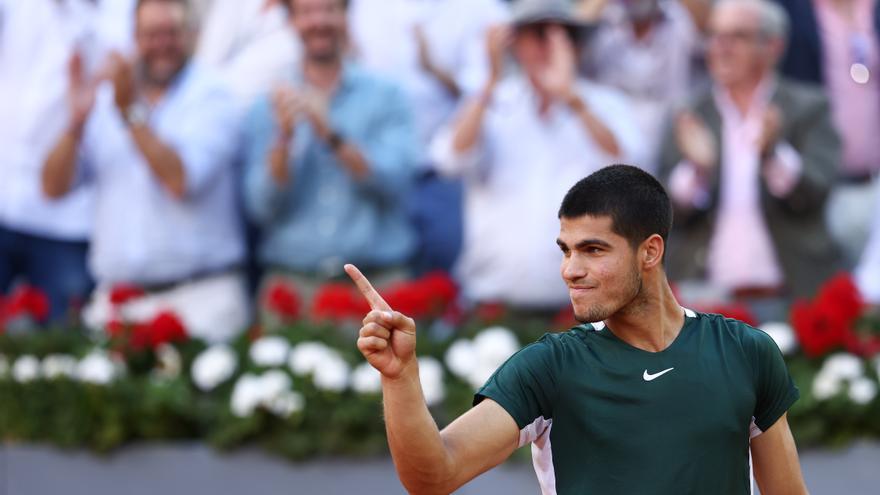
[267,390,304,418]
[249,336,291,367]
[153,344,182,380]
[473,326,519,367]
[0,355,8,378]
[76,351,117,385]
[289,341,333,376]
[230,370,297,418]
[812,371,841,401]
[313,353,350,392]
[848,377,878,405]
[351,363,382,394]
[12,355,40,383]
[42,354,78,380]
[444,339,477,379]
[230,373,263,417]
[467,363,500,390]
[822,353,864,382]
[418,357,445,406]
[191,345,237,392]
[760,322,797,356]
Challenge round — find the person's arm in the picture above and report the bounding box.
[346,265,521,494]
[565,92,621,157]
[450,24,508,155]
[111,55,187,199]
[43,52,96,199]
[415,24,461,98]
[750,414,809,495]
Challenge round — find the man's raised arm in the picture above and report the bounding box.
[345,264,521,494]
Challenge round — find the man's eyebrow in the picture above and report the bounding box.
[556,238,613,249]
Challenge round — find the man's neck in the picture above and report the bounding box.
[724,75,765,116]
[631,18,656,41]
[303,57,343,92]
[603,277,685,353]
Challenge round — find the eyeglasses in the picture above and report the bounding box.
[515,22,581,43]
[708,29,765,45]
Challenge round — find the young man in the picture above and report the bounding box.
[243,0,417,308]
[345,165,807,494]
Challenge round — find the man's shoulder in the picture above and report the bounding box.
[692,311,779,351]
[773,77,830,114]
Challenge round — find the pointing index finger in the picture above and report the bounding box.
[344,264,392,312]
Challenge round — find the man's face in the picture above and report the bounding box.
[558,215,643,323]
[706,3,776,88]
[512,22,574,80]
[619,0,660,22]
[135,1,190,86]
[291,0,346,63]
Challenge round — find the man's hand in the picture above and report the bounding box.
[535,26,577,103]
[345,264,417,379]
[109,53,137,115]
[485,24,511,88]
[676,110,717,172]
[758,105,783,161]
[67,51,97,134]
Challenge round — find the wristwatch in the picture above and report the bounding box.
[327,130,345,152]
[123,102,150,127]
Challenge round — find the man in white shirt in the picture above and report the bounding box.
[431,0,645,310]
[0,0,113,323]
[658,0,841,317]
[42,0,247,342]
[347,0,509,274]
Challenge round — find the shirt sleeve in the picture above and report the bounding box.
[165,79,242,198]
[474,335,558,429]
[746,327,800,433]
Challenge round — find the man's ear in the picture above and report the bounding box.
[641,234,665,270]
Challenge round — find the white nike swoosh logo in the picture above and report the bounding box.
[643,367,674,381]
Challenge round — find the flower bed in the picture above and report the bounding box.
[1,273,879,458]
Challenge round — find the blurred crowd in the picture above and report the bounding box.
[0,0,878,341]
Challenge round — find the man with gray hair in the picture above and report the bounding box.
[659,0,842,318]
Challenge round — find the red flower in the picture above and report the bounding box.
[107,319,127,338]
[109,284,145,306]
[264,281,301,321]
[312,283,369,320]
[790,274,869,358]
[148,311,188,347]
[5,285,49,322]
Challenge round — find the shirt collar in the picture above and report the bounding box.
[713,74,777,121]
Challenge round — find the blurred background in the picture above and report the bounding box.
[0,0,879,493]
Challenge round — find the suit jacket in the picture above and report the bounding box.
[658,78,842,299]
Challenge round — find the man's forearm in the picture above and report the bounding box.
[382,364,456,494]
[128,124,187,199]
[42,127,83,199]
[451,81,495,154]
[568,94,621,157]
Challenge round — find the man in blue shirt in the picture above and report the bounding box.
[243,0,418,307]
[42,0,247,342]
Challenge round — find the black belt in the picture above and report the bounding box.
[138,264,241,293]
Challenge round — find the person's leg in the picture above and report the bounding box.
[24,233,93,324]
[826,182,878,269]
[407,171,463,275]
